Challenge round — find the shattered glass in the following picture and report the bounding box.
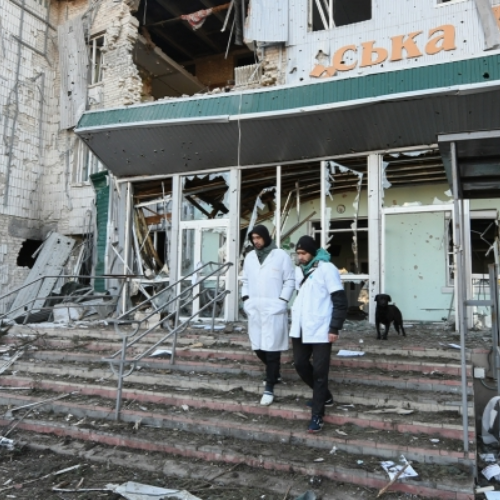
[181,173,230,221]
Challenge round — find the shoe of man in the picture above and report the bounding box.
[305,397,334,408]
[260,390,274,406]
[308,415,324,433]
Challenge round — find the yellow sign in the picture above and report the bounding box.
[310,25,456,78]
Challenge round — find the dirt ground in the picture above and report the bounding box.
[0,444,440,500]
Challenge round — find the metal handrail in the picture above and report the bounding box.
[0,274,131,325]
[102,260,233,420]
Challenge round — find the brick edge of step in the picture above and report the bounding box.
[4,419,475,500]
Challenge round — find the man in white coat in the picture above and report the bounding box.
[290,235,348,433]
[242,225,295,406]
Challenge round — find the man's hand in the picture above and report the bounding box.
[328,332,339,343]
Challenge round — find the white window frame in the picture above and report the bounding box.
[310,0,335,30]
[74,140,102,184]
[444,209,498,286]
[88,35,105,85]
[309,0,372,31]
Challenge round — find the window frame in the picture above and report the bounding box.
[309,0,372,32]
[445,211,499,286]
[88,35,105,86]
[74,140,102,185]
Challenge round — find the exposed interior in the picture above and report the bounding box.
[133,0,254,98]
[126,150,451,319]
[312,0,372,31]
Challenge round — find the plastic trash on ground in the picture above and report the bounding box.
[108,481,202,500]
[337,349,365,357]
[381,456,418,480]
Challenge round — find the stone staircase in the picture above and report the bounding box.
[0,324,477,499]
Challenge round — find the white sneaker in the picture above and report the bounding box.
[260,392,274,406]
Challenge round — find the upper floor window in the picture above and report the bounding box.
[74,140,102,184]
[311,0,371,31]
[88,36,104,85]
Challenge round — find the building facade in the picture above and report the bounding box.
[2,0,500,325]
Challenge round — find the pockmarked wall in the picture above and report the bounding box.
[285,0,500,86]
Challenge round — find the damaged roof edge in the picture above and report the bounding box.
[76,53,500,132]
[76,115,231,133]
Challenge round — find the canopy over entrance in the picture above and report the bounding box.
[76,54,500,177]
[439,130,500,200]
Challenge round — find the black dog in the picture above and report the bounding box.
[374,294,406,340]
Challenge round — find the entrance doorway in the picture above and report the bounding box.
[178,221,229,318]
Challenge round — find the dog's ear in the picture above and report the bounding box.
[374,294,379,302]
[387,295,392,302]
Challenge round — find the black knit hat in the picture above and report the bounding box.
[248,225,272,247]
[296,235,318,256]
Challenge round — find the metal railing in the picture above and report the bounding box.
[103,261,233,420]
[0,274,126,326]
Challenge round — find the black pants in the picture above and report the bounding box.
[292,336,332,417]
[254,349,281,389]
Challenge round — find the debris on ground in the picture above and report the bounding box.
[337,349,365,357]
[110,481,202,500]
[294,492,316,500]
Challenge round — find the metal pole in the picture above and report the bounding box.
[114,335,127,421]
[227,168,240,322]
[211,272,220,333]
[328,0,334,28]
[121,182,133,315]
[489,264,500,394]
[276,165,282,246]
[170,293,180,365]
[169,174,181,361]
[451,141,469,454]
[320,160,327,248]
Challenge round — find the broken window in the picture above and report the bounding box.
[181,174,230,221]
[88,35,104,85]
[310,0,371,31]
[132,179,173,277]
[74,140,101,183]
[447,214,499,284]
[311,219,368,274]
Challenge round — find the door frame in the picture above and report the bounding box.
[381,203,467,326]
[178,218,231,320]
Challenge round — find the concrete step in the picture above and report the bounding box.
[0,391,474,467]
[0,370,475,418]
[9,337,474,380]
[0,324,477,499]
[5,325,479,361]
[23,350,473,396]
[0,387,475,441]
[0,417,474,499]
[6,355,476,409]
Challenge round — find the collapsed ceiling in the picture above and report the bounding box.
[135,0,252,85]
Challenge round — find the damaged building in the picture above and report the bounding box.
[2,0,500,326]
[3,0,500,495]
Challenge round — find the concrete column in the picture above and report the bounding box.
[226,168,241,322]
[367,154,382,325]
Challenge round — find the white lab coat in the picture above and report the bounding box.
[290,261,344,343]
[241,249,295,351]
